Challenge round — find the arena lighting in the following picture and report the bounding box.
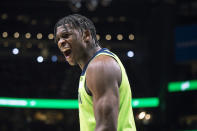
[12,48,19,55]
[2,32,8,38]
[105,34,111,40]
[38,43,44,49]
[96,34,100,40]
[138,112,146,119]
[117,34,123,40]
[48,33,54,40]
[86,0,98,11]
[129,34,135,40]
[0,97,78,109]
[101,0,112,7]
[14,32,20,38]
[69,0,82,12]
[26,43,32,48]
[145,114,151,120]
[1,13,8,20]
[132,97,159,108]
[119,16,126,22]
[51,55,58,62]
[74,1,81,9]
[31,19,37,25]
[0,97,159,109]
[37,33,43,39]
[168,80,197,92]
[16,42,21,48]
[3,42,9,47]
[127,51,134,58]
[25,33,31,39]
[107,16,114,23]
[37,56,44,63]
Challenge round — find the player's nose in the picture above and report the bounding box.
[58,38,67,48]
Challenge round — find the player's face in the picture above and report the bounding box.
[56,24,86,66]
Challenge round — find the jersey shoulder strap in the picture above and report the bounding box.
[81,48,113,76]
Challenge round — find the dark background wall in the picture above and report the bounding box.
[0,0,197,131]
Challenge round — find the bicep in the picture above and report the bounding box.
[86,56,121,99]
[86,56,121,130]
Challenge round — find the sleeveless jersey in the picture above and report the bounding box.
[78,48,136,131]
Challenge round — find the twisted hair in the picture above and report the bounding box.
[54,14,99,46]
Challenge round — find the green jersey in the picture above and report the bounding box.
[78,48,136,131]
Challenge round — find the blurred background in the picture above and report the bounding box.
[0,0,197,130]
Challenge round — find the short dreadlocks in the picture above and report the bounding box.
[54,14,99,47]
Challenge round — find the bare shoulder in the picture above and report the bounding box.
[87,55,121,79]
[86,55,121,94]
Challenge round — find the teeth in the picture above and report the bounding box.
[62,48,71,57]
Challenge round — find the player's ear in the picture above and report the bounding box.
[83,30,91,43]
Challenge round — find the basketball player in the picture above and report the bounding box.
[54,14,136,131]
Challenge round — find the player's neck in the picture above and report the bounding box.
[78,46,101,70]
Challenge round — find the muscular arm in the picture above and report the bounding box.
[86,55,121,131]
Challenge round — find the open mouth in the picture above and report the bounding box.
[63,49,72,58]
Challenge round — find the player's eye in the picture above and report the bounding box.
[62,33,69,39]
